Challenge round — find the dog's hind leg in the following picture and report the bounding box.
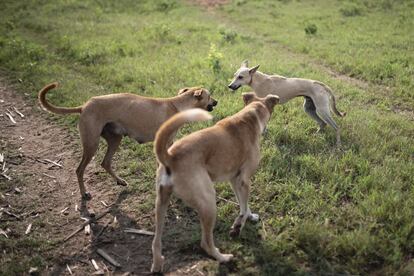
[303,96,326,132]
[151,167,172,273]
[197,188,233,263]
[176,173,233,263]
[101,130,128,186]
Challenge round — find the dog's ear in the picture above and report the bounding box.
[249,64,260,74]
[241,60,249,68]
[178,87,190,95]
[264,95,280,110]
[178,88,190,95]
[242,92,256,105]
[193,88,204,99]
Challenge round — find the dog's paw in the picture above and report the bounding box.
[151,256,165,273]
[218,253,234,263]
[116,178,128,186]
[82,192,92,201]
[248,213,260,222]
[229,225,241,237]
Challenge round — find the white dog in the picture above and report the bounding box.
[228,60,346,146]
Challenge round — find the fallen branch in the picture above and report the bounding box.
[33,158,48,164]
[42,173,56,179]
[5,112,16,124]
[3,210,20,220]
[63,209,111,242]
[0,173,11,181]
[91,259,100,271]
[43,159,63,168]
[66,264,72,275]
[0,229,8,238]
[97,248,121,268]
[124,228,154,236]
[0,153,4,163]
[217,196,238,206]
[13,107,24,118]
[25,223,32,235]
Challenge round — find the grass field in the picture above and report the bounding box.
[1,0,413,274]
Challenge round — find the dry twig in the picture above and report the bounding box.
[63,209,111,242]
[5,112,16,124]
[66,264,72,275]
[13,107,24,118]
[43,158,63,168]
[25,223,32,235]
[97,248,121,268]
[91,259,100,271]
[124,228,154,236]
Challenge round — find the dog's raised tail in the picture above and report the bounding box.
[314,81,346,117]
[38,82,82,115]
[155,109,212,169]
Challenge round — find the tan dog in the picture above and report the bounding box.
[151,93,279,273]
[38,83,217,203]
[228,60,346,146]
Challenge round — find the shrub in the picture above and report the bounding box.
[219,28,238,43]
[304,23,317,35]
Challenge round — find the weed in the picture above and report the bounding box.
[340,4,363,17]
[219,28,238,43]
[304,23,318,35]
[207,43,223,74]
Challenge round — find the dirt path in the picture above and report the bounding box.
[0,80,211,275]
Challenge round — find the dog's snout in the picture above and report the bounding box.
[212,100,218,106]
[228,84,232,88]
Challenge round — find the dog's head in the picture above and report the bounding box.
[178,87,218,112]
[228,60,260,91]
[242,92,279,113]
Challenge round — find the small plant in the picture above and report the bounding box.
[219,28,238,43]
[304,23,317,35]
[340,4,363,17]
[207,43,223,74]
[156,0,177,13]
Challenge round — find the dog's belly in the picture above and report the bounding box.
[102,122,152,144]
[210,172,236,182]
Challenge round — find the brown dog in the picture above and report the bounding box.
[151,93,279,272]
[38,83,217,203]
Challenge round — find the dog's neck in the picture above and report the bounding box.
[249,71,268,93]
[167,96,194,113]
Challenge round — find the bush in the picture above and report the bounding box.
[219,28,238,43]
[304,23,317,35]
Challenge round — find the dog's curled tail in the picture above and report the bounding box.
[314,81,346,117]
[38,82,82,115]
[155,109,212,169]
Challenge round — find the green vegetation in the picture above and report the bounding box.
[1,0,413,274]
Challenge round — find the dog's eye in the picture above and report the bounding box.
[238,76,244,79]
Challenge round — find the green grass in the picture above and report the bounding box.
[1,0,413,274]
